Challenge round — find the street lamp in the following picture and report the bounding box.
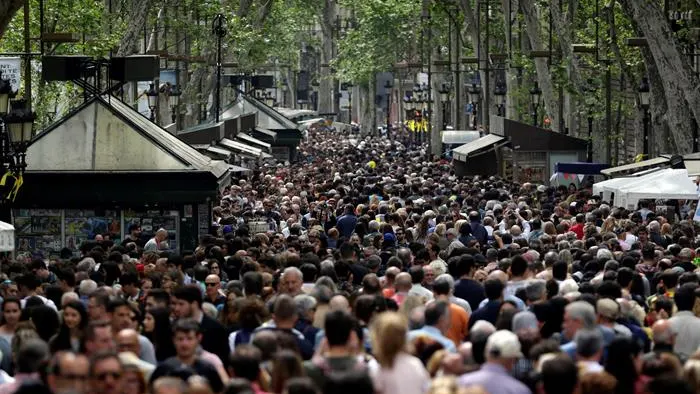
[468,82,480,129]
[146,83,159,121]
[264,91,275,107]
[281,79,288,107]
[384,80,393,138]
[638,76,651,157]
[0,72,36,200]
[529,82,542,126]
[439,84,449,130]
[212,13,227,123]
[168,85,181,124]
[494,80,506,117]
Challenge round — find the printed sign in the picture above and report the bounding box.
[0,57,21,92]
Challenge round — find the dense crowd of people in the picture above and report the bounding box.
[0,128,698,394]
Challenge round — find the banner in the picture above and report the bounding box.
[0,57,21,92]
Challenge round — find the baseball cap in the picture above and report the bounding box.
[383,233,396,243]
[485,330,523,359]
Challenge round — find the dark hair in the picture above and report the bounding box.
[271,349,304,394]
[484,279,505,301]
[455,255,475,277]
[27,305,60,343]
[146,289,170,306]
[604,337,640,394]
[674,283,698,311]
[552,261,568,281]
[229,344,262,381]
[324,310,355,346]
[144,307,176,362]
[88,351,122,376]
[424,301,449,326]
[172,318,201,336]
[49,301,88,353]
[323,370,374,394]
[408,265,424,284]
[243,271,263,296]
[238,297,266,331]
[284,377,319,394]
[510,255,528,277]
[119,272,139,287]
[106,297,130,314]
[1,296,21,325]
[172,285,203,307]
[541,354,578,394]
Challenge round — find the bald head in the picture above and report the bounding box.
[652,319,674,345]
[488,270,508,284]
[395,272,412,292]
[116,328,140,355]
[329,295,350,312]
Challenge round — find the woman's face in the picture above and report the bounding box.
[63,306,81,330]
[3,302,20,325]
[143,312,155,332]
[141,280,152,294]
[210,264,220,274]
[122,370,143,394]
[4,284,17,298]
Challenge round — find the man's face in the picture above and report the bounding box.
[87,297,106,320]
[282,274,302,295]
[562,311,582,340]
[49,354,90,394]
[423,268,435,285]
[111,305,133,331]
[5,284,17,297]
[205,278,221,297]
[174,330,200,359]
[90,357,123,394]
[116,334,140,355]
[87,326,115,354]
[172,298,194,319]
[35,267,49,279]
[638,231,648,243]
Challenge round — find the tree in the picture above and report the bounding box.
[0,0,23,39]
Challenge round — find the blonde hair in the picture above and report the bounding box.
[370,312,408,368]
[684,359,700,394]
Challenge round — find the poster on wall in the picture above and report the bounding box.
[64,210,120,255]
[13,209,62,259]
[124,209,179,253]
[0,57,21,92]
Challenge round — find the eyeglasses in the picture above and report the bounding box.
[205,282,219,287]
[95,372,122,381]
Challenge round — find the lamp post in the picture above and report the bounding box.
[638,76,651,158]
[281,80,288,107]
[0,72,36,205]
[146,83,158,121]
[384,80,393,139]
[439,84,449,130]
[494,80,506,117]
[468,82,480,130]
[212,14,227,123]
[529,82,542,127]
[168,85,181,124]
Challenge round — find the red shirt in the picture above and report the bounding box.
[570,223,584,239]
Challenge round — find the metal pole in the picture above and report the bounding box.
[484,0,490,131]
[605,64,612,163]
[213,14,226,123]
[386,91,391,139]
[643,109,649,157]
[587,115,593,162]
[23,0,31,110]
[532,106,538,126]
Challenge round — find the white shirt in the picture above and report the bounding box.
[370,353,430,394]
[20,295,57,311]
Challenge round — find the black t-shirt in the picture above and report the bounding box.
[454,278,486,311]
[149,357,224,393]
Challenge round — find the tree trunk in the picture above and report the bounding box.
[317,0,335,115]
[117,0,153,56]
[520,0,560,130]
[359,80,375,136]
[619,0,700,152]
[0,0,23,40]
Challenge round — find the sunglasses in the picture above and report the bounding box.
[95,372,122,381]
[205,282,219,287]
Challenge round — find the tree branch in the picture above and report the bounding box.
[0,0,24,40]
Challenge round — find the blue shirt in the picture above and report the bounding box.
[478,295,526,311]
[407,325,456,353]
[458,363,532,394]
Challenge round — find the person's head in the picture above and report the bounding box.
[87,290,110,320]
[107,298,133,332]
[484,330,523,371]
[172,319,201,360]
[424,301,450,333]
[204,274,221,298]
[84,320,115,356]
[394,272,412,292]
[563,301,596,340]
[652,319,675,346]
[151,377,187,394]
[540,354,579,394]
[271,349,304,394]
[1,296,21,326]
[675,283,698,312]
[228,344,263,383]
[89,351,124,394]
[282,267,303,295]
[604,337,642,394]
[171,285,203,319]
[115,328,141,356]
[145,289,170,311]
[16,338,49,374]
[484,278,505,301]
[62,300,88,332]
[47,352,90,394]
[273,294,299,328]
[574,328,604,361]
[324,309,356,348]
[243,271,264,297]
[370,312,407,368]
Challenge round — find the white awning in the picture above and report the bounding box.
[442,130,481,145]
[219,138,273,159]
[0,221,14,252]
[236,133,271,150]
[600,157,670,177]
[452,134,506,162]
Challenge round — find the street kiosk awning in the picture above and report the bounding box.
[452,134,506,162]
[601,157,671,177]
[554,162,610,175]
